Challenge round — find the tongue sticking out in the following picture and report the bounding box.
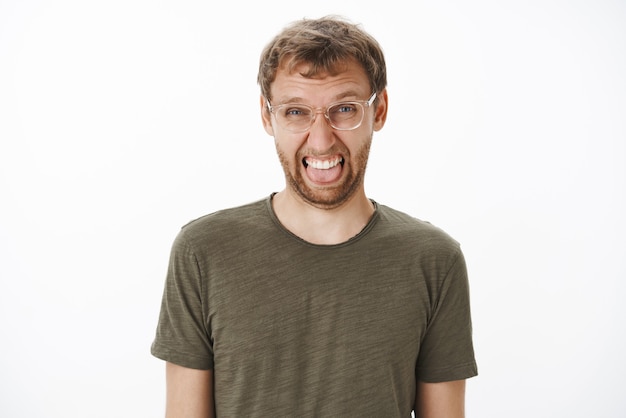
[304,157,344,184]
[307,164,342,184]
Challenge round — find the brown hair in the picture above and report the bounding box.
[258,16,387,101]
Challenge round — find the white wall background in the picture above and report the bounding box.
[1,1,624,416]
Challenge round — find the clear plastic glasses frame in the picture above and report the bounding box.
[266,92,377,133]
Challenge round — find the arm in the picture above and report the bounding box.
[165,362,214,418]
[414,379,466,418]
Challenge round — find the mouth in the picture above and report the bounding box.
[302,156,345,184]
[302,156,344,169]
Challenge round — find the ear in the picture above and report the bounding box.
[260,95,275,136]
[373,88,388,132]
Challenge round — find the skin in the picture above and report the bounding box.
[164,59,467,418]
[416,379,466,418]
[260,59,388,245]
[165,362,214,418]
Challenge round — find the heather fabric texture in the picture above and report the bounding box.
[151,196,477,417]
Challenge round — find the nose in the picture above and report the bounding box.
[306,110,336,151]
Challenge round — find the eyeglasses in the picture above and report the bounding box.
[266,92,377,133]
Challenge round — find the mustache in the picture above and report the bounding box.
[296,145,349,159]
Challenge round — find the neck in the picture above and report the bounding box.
[271,189,375,245]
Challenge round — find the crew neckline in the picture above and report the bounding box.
[264,193,380,248]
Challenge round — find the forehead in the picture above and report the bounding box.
[270,59,370,103]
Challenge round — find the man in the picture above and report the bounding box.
[152,16,477,417]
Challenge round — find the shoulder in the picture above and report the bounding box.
[374,204,461,252]
[174,197,272,250]
[371,204,468,291]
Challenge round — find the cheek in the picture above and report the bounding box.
[275,133,307,157]
[279,150,302,168]
[275,139,299,165]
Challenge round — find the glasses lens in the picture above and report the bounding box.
[276,105,312,132]
[328,102,363,130]
[271,100,368,132]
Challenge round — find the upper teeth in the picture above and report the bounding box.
[306,157,342,170]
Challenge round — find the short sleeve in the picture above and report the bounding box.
[415,249,477,382]
[151,229,214,370]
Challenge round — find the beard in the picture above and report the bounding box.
[276,139,372,210]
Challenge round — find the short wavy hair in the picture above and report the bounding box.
[258,16,387,102]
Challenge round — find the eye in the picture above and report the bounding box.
[283,106,311,118]
[329,103,359,120]
[331,103,358,115]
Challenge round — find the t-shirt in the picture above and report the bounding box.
[151,195,477,417]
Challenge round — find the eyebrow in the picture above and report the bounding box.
[273,90,364,105]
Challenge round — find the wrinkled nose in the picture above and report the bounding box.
[306,111,336,152]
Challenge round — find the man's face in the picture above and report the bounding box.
[261,60,387,210]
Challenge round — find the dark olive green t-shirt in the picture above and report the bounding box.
[151,196,477,417]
